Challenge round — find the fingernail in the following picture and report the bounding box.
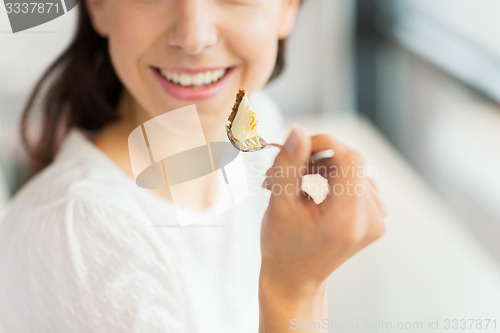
[284,129,299,154]
[262,178,270,190]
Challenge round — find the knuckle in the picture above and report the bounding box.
[335,216,385,245]
[381,202,388,217]
[347,150,365,164]
[336,221,364,245]
[313,133,334,142]
[336,150,365,168]
[371,218,386,240]
[312,133,338,150]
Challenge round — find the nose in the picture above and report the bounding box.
[167,1,218,55]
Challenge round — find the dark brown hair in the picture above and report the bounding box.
[20,2,300,181]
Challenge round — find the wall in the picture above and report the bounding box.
[265,0,355,116]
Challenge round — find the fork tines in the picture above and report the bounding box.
[243,136,262,148]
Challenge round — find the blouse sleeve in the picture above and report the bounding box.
[0,194,186,333]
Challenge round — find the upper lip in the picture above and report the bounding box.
[153,66,230,74]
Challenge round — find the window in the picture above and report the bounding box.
[355,0,500,258]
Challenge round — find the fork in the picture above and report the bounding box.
[225,125,334,163]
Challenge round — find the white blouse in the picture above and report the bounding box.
[0,92,286,333]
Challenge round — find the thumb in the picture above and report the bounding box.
[264,126,311,200]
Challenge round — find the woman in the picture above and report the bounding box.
[0,0,386,332]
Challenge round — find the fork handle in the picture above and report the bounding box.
[262,143,283,149]
[263,142,334,163]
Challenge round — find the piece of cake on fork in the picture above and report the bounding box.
[227,89,262,149]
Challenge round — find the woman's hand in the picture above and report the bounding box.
[258,126,386,332]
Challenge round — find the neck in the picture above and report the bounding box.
[91,90,225,210]
[118,90,227,146]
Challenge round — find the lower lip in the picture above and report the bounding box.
[152,67,234,101]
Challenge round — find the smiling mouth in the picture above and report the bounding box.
[153,67,230,88]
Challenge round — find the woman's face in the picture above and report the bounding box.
[87,0,299,132]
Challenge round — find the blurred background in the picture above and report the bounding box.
[1,0,500,331]
[269,0,500,261]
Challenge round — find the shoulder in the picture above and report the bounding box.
[2,129,139,221]
[0,128,177,274]
[0,129,155,258]
[0,131,184,330]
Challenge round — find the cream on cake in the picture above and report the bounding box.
[227,89,261,149]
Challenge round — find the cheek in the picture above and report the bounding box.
[106,7,159,91]
[227,12,280,88]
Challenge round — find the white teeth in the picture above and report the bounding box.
[172,72,180,84]
[159,68,227,86]
[179,74,192,86]
[193,73,204,86]
[203,72,213,85]
[213,69,225,81]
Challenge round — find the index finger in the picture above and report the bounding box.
[305,134,368,206]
